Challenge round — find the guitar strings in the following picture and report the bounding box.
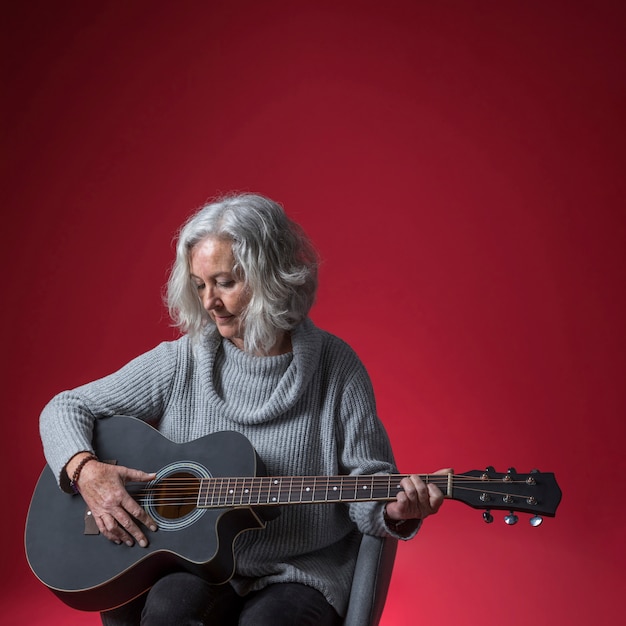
[124,475,530,508]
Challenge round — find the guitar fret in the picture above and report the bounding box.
[241,477,252,505]
[262,478,272,504]
[222,478,230,506]
[375,476,393,500]
[241,478,250,504]
[208,478,215,506]
[333,477,343,500]
[198,478,208,507]
[312,477,319,501]
[355,477,363,500]
[211,478,220,507]
[269,478,281,504]
[324,476,338,501]
[221,478,230,506]
[301,477,315,502]
[358,478,366,500]
[246,478,255,504]
[233,477,243,505]
[224,478,235,506]
[232,478,241,505]
[219,478,228,506]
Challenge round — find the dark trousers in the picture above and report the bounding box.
[100,572,342,626]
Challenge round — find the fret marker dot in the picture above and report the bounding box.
[306,487,311,492]
[272,497,277,502]
[229,489,234,494]
[333,486,338,491]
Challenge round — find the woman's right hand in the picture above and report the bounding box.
[66,452,158,547]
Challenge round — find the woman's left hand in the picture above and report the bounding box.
[384,468,453,522]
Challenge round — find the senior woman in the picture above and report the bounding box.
[40,193,447,626]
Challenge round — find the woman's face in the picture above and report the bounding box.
[190,237,250,349]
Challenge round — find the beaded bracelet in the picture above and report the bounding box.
[70,453,98,494]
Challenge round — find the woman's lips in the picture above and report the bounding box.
[214,314,234,323]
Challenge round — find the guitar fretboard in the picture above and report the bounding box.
[197,475,418,508]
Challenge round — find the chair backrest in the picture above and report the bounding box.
[343,534,398,626]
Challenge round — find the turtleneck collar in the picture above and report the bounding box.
[196,317,322,425]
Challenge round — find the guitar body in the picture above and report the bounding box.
[25,416,269,612]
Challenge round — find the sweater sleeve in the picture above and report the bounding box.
[334,350,420,540]
[39,339,181,491]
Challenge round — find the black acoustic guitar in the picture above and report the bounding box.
[25,416,562,612]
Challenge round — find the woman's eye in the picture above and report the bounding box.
[217,280,235,288]
[195,283,205,291]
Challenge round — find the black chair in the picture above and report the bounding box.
[343,534,398,626]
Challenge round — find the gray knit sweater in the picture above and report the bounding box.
[40,318,414,616]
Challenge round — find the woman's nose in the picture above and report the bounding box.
[202,288,221,310]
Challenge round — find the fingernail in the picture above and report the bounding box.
[139,539,148,548]
[150,525,157,532]
[126,540,133,547]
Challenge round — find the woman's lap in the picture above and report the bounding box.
[100,572,341,626]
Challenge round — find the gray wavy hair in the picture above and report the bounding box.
[166,193,319,355]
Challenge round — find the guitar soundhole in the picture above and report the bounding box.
[145,460,210,531]
[153,472,199,520]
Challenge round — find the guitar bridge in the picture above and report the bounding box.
[84,509,99,535]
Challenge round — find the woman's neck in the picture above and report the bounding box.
[228,331,292,357]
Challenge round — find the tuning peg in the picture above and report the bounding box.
[503,467,517,483]
[483,510,494,524]
[504,511,519,525]
[529,515,543,527]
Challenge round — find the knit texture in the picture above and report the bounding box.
[40,318,415,616]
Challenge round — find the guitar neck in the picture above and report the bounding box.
[197,474,441,508]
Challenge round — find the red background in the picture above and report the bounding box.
[3,2,625,624]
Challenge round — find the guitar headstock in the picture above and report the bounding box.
[451,467,562,526]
